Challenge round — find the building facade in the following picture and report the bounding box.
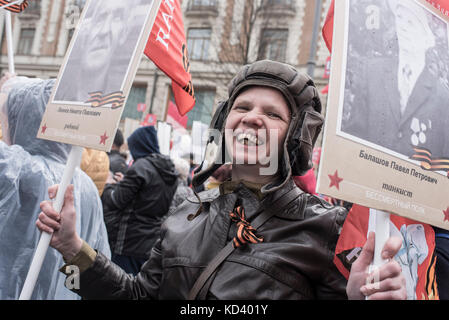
[0,0,332,139]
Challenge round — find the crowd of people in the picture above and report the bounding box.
[0,58,447,300]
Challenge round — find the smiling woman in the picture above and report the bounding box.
[36,60,407,301]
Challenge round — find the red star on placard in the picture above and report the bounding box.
[443,207,449,222]
[328,170,343,190]
[99,131,109,145]
[41,124,47,134]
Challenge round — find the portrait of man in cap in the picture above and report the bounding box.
[340,0,449,162]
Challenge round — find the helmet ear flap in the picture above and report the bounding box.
[210,101,228,131]
[192,101,229,187]
[288,104,324,176]
[210,100,229,164]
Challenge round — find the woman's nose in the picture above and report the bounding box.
[241,110,263,127]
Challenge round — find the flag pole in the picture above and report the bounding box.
[4,10,14,74]
[2,0,28,74]
[19,145,84,300]
[372,209,390,268]
[307,0,323,77]
[367,208,390,299]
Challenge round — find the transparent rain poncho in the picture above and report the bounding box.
[0,77,111,300]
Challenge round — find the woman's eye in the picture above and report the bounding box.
[267,112,281,119]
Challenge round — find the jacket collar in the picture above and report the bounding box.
[219,180,265,200]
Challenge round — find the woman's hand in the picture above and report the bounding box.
[106,171,115,184]
[36,184,82,261]
[113,172,124,182]
[346,232,406,300]
[106,171,124,184]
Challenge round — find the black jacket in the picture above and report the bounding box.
[101,153,178,259]
[75,179,348,299]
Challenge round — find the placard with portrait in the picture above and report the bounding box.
[317,0,449,230]
[37,0,161,151]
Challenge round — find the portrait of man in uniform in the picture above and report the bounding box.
[339,0,449,162]
[53,0,153,104]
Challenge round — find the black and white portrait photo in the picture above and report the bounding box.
[338,0,449,162]
[53,0,154,104]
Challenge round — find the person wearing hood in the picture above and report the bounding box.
[101,125,178,275]
[36,60,406,300]
[0,74,111,300]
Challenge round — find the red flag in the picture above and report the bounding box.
[322,0,449,53]
[166,100,188,130]
[141,113,157,127]
[320,84,329,95]
[334,204,439,300]
[322,0,335,53]
[144,0,195,116]
[293,169,317,195]
[0,0,29,13]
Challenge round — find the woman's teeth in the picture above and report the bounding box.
[236,132,263,146]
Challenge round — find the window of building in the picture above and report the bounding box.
[26,0,41,14]
[122,84,148,121]
[186,88,215,129]
[263,0,293,7]
[65,0,85,34]
[188,0,217,10]
[258,29,288,62]
[17,28,35,55]
[187,28,211,61]
[73,0,87,9]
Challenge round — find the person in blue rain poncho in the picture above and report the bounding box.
[0,74,111,300]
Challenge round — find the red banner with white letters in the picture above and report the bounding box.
[144,0,195,116]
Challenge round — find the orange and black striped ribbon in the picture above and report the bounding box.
[423,251,439,300]
[0,0,29,13]
[411,147,449,175]
[229,204,263,248]
[85,91,125,109]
